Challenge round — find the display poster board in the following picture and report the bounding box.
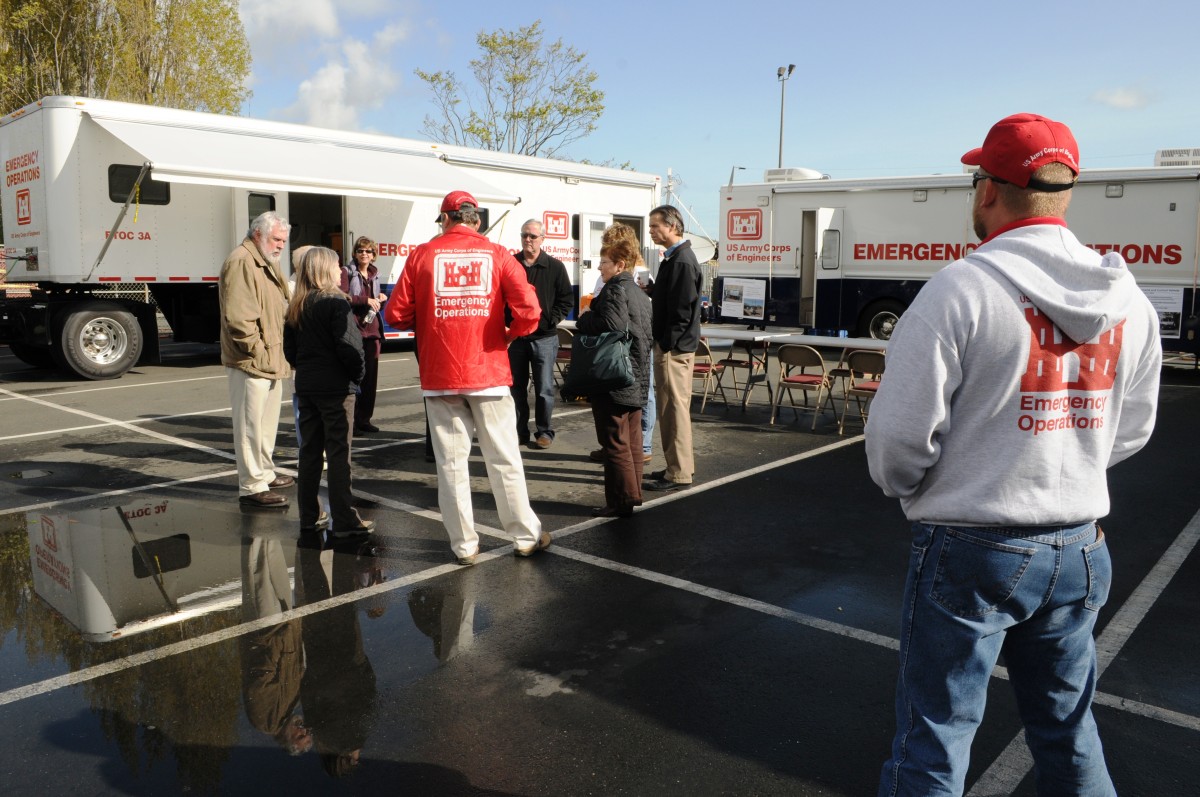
[1141,286,1184,339]
[722,277,767,320]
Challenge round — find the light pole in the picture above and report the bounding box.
[728,165,745,186]
[777,64,795,169]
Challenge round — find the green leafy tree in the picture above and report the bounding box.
[0,0,250,114]
[415,20,603,158]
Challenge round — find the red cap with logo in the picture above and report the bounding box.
[437,190,479,221]
[961,113,1079,191]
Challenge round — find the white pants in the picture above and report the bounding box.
[426,394,542,557]
[227,367,283,496]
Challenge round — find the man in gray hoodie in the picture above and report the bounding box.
[866,114,1161,796]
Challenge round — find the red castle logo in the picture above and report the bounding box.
[1020,307,1122,393]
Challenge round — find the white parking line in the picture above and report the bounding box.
[0,374,227,401]
[0,385,235,462]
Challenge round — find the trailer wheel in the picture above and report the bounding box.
[53,302,143,379]
[8,342,57,369]
[859,300,906,340]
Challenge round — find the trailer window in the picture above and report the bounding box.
[107,165,171,204]
[247,193,276,228]
[131,534,192,578]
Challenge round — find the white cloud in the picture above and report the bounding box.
[240,0,340,39]
[1091,87,1153,110]
[374,20,411,49]
[280,37,401,129]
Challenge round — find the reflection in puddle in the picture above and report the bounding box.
[27,498,293,641]
[8,469,52,479]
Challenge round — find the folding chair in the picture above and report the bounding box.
[770,344,834,428]
[715,339,772,409]
[553,327,574,386]
[691,337,728,412]
[839,350,886,435]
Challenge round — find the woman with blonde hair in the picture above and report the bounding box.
[284,247,373,538]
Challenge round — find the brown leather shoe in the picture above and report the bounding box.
[515,531,552,557]
[268,475,295,489]
[239,491,288,507]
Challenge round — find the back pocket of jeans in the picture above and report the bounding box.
[1083,531,1112,612]
[930,530,1037,619]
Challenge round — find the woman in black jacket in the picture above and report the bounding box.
[575,235,654,517]
[284,247,372,538]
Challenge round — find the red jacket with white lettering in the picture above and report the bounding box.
[384,224,541,391]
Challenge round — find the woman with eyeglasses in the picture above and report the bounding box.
[339,236,388,434]
[575,234,653,518]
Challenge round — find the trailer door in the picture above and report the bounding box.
[576,212,612,313]
[813,208,844,331]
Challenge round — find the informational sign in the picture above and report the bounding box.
[1141,285,1184,339]
[722,277,767,320]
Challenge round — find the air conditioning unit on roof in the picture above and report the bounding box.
[1155,148,1200,166]
[763,167,824,182]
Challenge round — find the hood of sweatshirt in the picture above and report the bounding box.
[967,223,1137,344]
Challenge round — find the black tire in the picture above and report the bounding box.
[8,342,58,369]
[53,302,143,379]
[858,299,906,340]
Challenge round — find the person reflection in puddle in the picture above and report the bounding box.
[407,581,477,662]
[238,509,311,755]
[297,533,379,777]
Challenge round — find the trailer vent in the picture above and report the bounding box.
[763,167,824,182]
[1154,148,1200,166]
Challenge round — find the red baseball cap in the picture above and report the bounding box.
[437,190,478,221]
[961,113,1079,191]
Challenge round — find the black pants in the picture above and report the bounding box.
[297,392,362,530]
[355,337,382,428]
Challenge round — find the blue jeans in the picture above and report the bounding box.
[509,335,558,441]
[879,522,1115,797]
[642,363,656,455]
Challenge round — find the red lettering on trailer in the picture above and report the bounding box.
[852,242,978,261]
[1084,243,1183,265]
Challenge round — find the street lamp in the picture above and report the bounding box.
[777,64,795,169]
[728,165,745,186]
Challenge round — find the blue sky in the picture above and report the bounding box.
[238,0,1200,240]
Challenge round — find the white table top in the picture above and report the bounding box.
[770,334,888,352]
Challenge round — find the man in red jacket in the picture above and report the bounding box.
[384,190,552,565]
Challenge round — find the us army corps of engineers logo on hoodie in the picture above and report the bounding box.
[1017,300,1122,437]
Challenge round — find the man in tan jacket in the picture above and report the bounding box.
[220,211,294,506]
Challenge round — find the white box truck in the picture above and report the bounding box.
[716,167,1200,353]
[0,96,660,378]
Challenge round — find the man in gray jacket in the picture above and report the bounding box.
[220,211,295,507]
[866,114,1161,796]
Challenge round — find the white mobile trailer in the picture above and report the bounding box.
[0,96,661,378]
[717,167,1200,352]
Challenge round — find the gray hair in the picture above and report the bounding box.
[248,211,290,240]
[650,205,685,235]
[521,219,543,234]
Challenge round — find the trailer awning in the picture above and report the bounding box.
[88,115,519,205]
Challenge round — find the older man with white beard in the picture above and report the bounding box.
[220,211,296,507]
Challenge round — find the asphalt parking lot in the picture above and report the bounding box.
[0,342,1197,796]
